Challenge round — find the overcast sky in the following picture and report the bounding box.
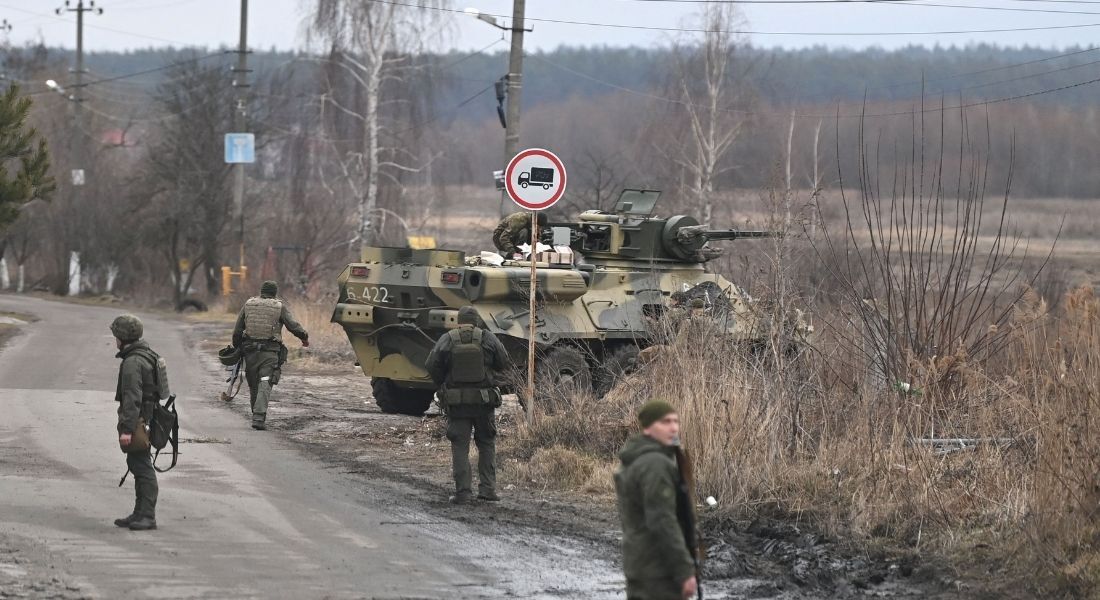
[1,0,1096,53]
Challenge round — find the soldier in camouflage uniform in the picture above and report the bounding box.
[110,314,160,531]
[492,212,548,257]
[615,400,698,600]
[425,306,511,503]
[232,280,309,430]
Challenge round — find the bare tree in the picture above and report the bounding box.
[665,5,750,226]
[306,0,448,248]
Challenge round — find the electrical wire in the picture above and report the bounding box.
[366,0,1100,35]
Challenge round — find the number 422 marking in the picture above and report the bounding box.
[348,285,390,304]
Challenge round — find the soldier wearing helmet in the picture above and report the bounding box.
[424,306,512,504]
[231,280,309,430]
[492,212,549,258]
[110,314,160,531]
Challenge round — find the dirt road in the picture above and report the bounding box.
[0,295,625,599]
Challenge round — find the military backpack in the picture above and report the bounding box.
[131,348,179,473]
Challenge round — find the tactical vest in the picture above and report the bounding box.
[442,326,496,406]
[243,297,283,343]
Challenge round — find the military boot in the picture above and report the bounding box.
[448,491,473,505]
[477,490,500,502]
[252,414,266,430]
[128,516,157,531]
[114,513,138,528]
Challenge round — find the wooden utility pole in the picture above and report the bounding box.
[57,0,103,295]
[499,0,526,217]
[232,0,250,275]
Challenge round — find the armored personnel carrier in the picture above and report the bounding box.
[332,189,807,415]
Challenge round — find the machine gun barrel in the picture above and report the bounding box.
[675,224,782,246]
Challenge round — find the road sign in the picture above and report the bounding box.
[224,133,255,164]
[70,169,85,186]
[505,148,567,211]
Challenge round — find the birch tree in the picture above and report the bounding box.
[307,0,447,249]
[668,5,749,226]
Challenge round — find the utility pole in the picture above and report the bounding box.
[232,0,249,280]
[57,1,103,295]
[500,0,527,217]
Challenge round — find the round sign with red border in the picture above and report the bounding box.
[505,148,567,211]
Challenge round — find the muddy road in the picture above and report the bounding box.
[0,294,957,599]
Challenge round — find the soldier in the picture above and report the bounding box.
[232,280,309,430]
[615,400,698,600]
[492,211,548,257]
[110,314,160,531]
[424,306,511,504]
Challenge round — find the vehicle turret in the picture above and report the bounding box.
[553,189,781,263]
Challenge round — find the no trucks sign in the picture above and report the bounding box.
[505,148,567,211]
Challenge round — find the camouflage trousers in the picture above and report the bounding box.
[126,450,158,518]
[445,407,497,496]
[244,348,280,418]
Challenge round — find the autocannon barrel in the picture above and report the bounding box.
[675,225,783,246]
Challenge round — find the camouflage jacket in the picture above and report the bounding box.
[115,340,159,435]
[492,212,533,255]
[614,434,695,583]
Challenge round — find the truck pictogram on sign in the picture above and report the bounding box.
[519,167,555,190]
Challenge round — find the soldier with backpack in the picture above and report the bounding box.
[231,280,309,430]
[111,314,164,531]
[424,306,511,504]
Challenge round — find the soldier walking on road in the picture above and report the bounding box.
[492,211,548,257]
[425,306,511,504]
[232,280,309,430]
[615,400,700,600]
[111,314,160,531]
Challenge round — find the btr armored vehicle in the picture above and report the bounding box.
[332,189,807,415]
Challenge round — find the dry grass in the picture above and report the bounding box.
[507,286,1100,596]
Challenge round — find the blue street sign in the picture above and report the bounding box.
[224,133,255,164]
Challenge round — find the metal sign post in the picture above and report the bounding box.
[504,148,567,423]
[527,214,538,423]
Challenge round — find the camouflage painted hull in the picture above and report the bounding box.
[332,246,775,402]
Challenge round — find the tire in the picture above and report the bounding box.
[536,346,593,406]
[596,344,642,397]
[371,377,434,416]
[543,184,551,190]
[520,181,529,188]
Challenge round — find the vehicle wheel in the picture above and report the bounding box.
[536,346,592,410]
[520,181,529,188]
[596,344,642,397]
[371,377,434,416]
[543,184,551,190]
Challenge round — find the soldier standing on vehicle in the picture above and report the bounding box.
[615,400,699,600]
[232,280,309,430]
[111,314,160,531]
[424,306,511,504]
[492,211,548,257]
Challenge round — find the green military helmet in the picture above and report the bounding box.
[690,298,705,309]
[110,314,143,342]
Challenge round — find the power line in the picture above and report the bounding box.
[366,0,1100,35]
[27,51,228,96]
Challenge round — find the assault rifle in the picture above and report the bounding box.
[674,444,704,600]
[221,359,243,402]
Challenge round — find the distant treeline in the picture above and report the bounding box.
[40,43,1100,112]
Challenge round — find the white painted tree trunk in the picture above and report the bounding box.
[16,263,24,293]
[0,257,9,290]
[68,252,81,296]
[106,263,119,293]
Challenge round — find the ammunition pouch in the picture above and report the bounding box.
[120,418,151,454]
[441,386,501,408]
